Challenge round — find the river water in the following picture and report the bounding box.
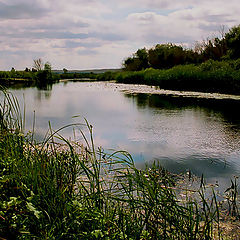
[4,81,240,186]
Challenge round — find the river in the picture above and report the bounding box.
[4,81,240,187]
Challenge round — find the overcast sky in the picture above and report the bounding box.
[0,0,240,70]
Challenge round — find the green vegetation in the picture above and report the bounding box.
[57,71,97,80]
[0,67,107,88]
[123,45,201,71]
[93,25,240,95]
[2,25,240,95]
[57,24,240,95]
[1,89,239,239]
[112,59,240,94]
[0,59,59,89]
[123,25,240,71]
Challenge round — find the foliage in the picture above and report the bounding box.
[123,25,240,71]
[123,48,149,71]
[58,72,97,80]
[225,24,240,59]
[96,71,117,81]
[0,60,58,89]
[123,44,201,71]
[44,62,52,71]
[115,60,240,95]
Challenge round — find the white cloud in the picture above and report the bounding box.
[0,0,240,70]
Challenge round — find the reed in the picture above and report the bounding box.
[114,60,240,95]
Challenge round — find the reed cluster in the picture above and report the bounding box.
[113,60,240,95]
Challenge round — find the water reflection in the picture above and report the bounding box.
[122,93,240,182]
[148,156,237,177]
[4,81,240,181]
[0,80,55,91]
[0,81,34,90]
[36,89,52,101]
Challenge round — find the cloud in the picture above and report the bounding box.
[5,31,89,39]
[27,20,90,31]
[77,49,97,55]
[89,32,126,41]
[0,49,43,56]
[63,40,101,49]
[127,12,156,23]
[0,0,240,70]
[0,2,49,19]
[52,40,102,51]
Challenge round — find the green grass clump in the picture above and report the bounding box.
[0,89,236,239]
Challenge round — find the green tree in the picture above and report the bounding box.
[44,62,52,71]
[123,48,149,71]
[135,48,149,69]
[225,24,240,59]
[32,60,54,87]
[148,44,187,69]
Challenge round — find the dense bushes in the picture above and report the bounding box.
[0,69,59,86]
[0,70,33,80]
[123,24,240,71]
[117,25,240,95]
[58,72,97,80]
[115,60,240,94]
[123,44,201,71]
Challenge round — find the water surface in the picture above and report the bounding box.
[4,81,240,185]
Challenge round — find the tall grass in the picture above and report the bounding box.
[0,88,238,239]
[114,60,240,95]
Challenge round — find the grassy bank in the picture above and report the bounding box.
[0,70,106,88]
[0,70,60,91]
[0,89,239,239]
[96,60,240,95]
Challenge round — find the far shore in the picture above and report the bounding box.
[59,78,97,82]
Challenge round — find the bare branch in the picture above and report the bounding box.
[33,58,44,71]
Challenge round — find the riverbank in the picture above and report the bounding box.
[59,78,98,82]
[90,81,240,101]
[95,60,240,96]
[3,59,240,96]
[1,89,240,239]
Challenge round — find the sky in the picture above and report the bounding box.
[0,0,240,70]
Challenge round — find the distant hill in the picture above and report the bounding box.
[53,68,121,74]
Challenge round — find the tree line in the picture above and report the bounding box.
[0,59,59,89]
[123,25,240,71]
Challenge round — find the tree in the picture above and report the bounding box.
[33,58,44,71]
[135,48,149,69]
[44,62,52,71]
[123,49,149,71]
[225,24,240,59]
[122,56,139,71]
[148,44,187,69]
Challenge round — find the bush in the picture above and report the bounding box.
[115,60,240,94]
